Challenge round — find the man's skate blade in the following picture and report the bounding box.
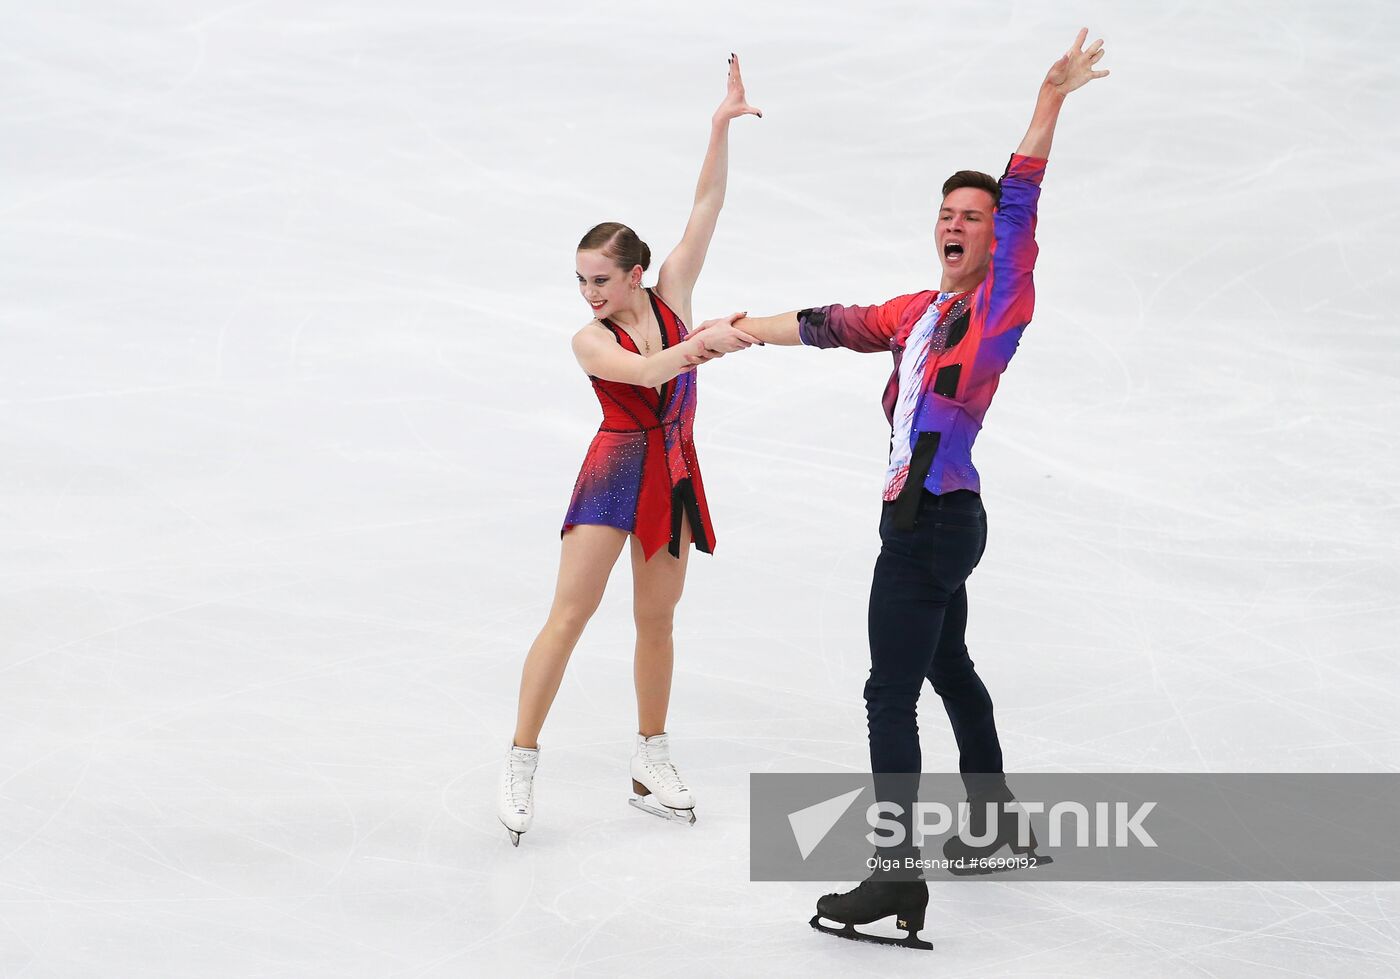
[628,796,697,825]
[809,914,932,951]
[507,829,522,847]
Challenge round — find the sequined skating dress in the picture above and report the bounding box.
[561,288,716,559]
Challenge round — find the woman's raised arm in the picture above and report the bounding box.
[655,54,761,316]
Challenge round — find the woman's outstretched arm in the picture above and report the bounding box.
[572,322,716,387]
[656,54,761,317]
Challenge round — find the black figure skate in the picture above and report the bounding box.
[943,791,1052,876]
[809,879,932,951]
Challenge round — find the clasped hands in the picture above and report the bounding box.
[686,312,761,366]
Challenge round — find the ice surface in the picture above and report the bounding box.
[2,1,1398,975]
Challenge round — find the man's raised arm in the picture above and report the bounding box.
[1017,28,1109,160]
[966,29,1109,387]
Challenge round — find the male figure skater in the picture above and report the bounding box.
[698,29,1109,948]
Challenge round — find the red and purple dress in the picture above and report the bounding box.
[562,288,716,559]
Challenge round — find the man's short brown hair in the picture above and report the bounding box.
[941,170,1001,208]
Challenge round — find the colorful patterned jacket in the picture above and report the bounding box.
[797,153,1046,528]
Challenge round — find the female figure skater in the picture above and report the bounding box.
[498,55,761,845]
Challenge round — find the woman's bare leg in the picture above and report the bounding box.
[630,515,693,736]
[512,525,628,748]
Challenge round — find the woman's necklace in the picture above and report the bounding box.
[622,307,656,355]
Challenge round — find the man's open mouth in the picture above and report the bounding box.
[943,242,964,259]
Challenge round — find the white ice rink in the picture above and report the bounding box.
[4,1,1399,975]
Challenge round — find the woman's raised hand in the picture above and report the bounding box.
[713,53,762,125]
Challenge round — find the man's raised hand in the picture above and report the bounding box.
[1046,28,1109,97]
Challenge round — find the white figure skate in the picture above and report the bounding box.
[498,744,538,846]
[628,733,696,825]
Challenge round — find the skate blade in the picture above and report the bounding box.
[628,796,697,825]
[499,817,526,847]
[809,914,932,951]
[947,851,1053,877]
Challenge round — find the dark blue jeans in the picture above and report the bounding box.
[865,489,1003,780]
